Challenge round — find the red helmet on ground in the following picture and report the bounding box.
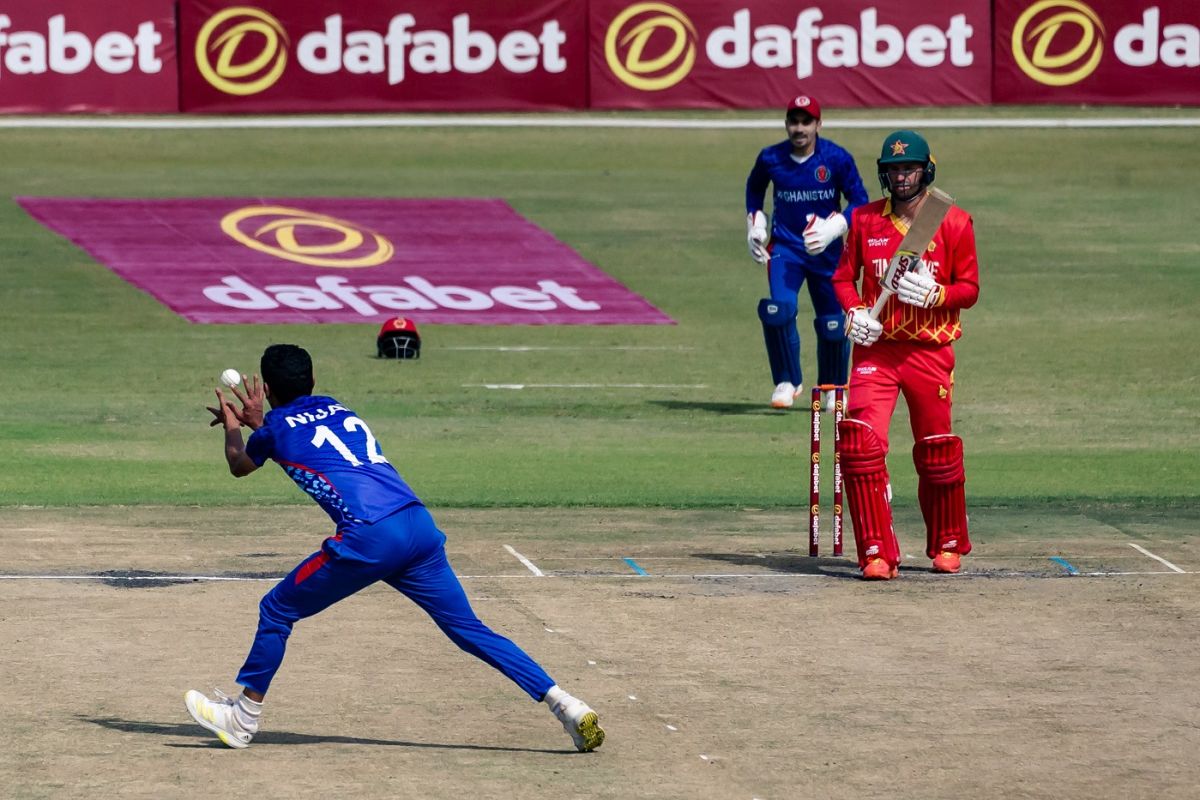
[377,317,421,359]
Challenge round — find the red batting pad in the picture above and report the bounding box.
[913,434,971,558]
[838,419,900,569]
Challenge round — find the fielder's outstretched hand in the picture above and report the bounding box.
[207,389,243,430]
[226,374,265,430]
[846,307,883,346]
[207,374,265,430]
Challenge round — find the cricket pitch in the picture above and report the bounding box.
[1,505,1196,800]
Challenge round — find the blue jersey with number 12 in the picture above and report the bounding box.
[245,394,421,532]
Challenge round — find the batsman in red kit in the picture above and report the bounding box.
[832,130,980,581]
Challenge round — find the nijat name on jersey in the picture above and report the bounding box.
[284,404,349,429]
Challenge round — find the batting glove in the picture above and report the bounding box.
[746,210,769,264]
[803,212,849,256]
[895,269,945,308]
[846,307,883,346]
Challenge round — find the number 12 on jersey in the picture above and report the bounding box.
[311,416,389,466]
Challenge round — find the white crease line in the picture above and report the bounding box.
[467,383,707,389]
[1,569,1194,583]
[503,545,545,577]
[1128,543,1185,573]
[0,574,274,582]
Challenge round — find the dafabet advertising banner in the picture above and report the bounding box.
[589,0,992,109]
[1,2,1195,111]
[179,0,587,112]
[0,0,176,112]
[18,197,673,325]
[995,0,1199,104]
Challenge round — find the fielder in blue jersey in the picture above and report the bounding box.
[746,93,869,411]
[185,344,604,752]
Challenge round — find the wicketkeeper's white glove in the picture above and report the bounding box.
[746,210,769,264]
[895,268,945,308]
[803,212,849,256]
[846,306,883,346]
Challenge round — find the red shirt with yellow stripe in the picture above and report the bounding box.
[833,196,979,343]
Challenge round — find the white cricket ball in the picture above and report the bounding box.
[220,368,242,388]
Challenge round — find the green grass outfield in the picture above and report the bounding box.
[1,108,1196,509]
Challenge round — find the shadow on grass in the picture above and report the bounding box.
[649,400,789,416]
[692,552,862,579]
[78,716,570,754]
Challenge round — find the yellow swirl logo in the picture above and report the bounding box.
[195,7,289,96]
[1012,0,1105,86]
[221,206,394,268]
[605,2,696,91]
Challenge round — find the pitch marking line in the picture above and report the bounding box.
[623,558,649,576]
[468,383,707,390]
[502,545,545,577]
[1128,543,1185,573]
[1049,557,1080,575]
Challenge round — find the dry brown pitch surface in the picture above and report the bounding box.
[1,505,1196,800]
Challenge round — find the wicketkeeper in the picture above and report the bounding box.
[832,130,980,580]
[745,93,869,410]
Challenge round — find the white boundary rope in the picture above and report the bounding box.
[0,115,1195,130]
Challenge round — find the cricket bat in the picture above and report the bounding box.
[869,187,955,319]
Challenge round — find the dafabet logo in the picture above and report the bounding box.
[192,5,568,95]
[1012,1,1199,86]
[195,7,288,95]
[1011,0,1104,85]
[221,206,393,268]
[603,2,976,91]
[604,3,697,91]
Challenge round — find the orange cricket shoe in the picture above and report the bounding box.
[862,558,898,580]
[932,551,961,573]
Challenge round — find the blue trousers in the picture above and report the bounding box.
[236,504,556,701]
[767,251,847,385]
[767,253,842,321]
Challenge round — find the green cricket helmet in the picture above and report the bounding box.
[876,129,936,194]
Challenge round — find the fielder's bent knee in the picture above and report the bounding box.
[257,591,296,634]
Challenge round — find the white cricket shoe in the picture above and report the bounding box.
[771,382,800,409]
[184,689,257,749]
[550,694,605,752]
